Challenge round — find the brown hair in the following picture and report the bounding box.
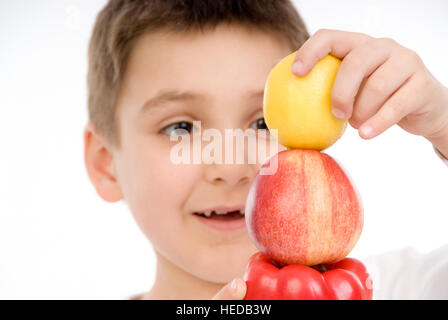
[87,0,309,146]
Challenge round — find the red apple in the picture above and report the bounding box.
[245,149,363,266]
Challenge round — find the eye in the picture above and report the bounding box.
[160,121,196,135]
[250,118,269,131]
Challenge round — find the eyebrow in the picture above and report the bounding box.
[249,89,264,101]
[139,90,206,114]
[139,88,265,114]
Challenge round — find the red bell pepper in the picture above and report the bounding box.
[244,252,373,300]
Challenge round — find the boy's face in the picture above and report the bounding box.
[112,24,291,283]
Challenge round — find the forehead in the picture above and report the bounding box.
[118,23,293,113]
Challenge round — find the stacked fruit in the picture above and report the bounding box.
[243,52,373,300]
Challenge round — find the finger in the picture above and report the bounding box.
[330,40,392,120]
[358,76,419,139]
[292,29,371,76]
[351,51,417,127]
[212,278,247,300]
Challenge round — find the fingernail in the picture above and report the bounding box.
[230,279,239,293]
[360,125,374,138]
[332,108,346,120]
[291,60,303,75]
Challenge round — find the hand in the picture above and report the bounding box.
[212,278,246,300]
[291,29,448,157]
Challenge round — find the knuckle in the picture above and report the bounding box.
[311,51,324,63]
[404,49,422,65]
[378,37,397,47]
[367,78,387,95]
[381,102,405,122]
[331,90,351,110]
[345,52,364,70]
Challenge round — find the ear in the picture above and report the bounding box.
[83,122,123,202]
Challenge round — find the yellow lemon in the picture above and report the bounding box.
[264,52,347,150]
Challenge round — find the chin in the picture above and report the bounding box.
[192,240,258,283]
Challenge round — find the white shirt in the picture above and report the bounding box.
[364,147,448,299]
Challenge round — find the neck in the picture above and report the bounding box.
[142,251,223,300]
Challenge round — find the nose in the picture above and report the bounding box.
[204,162,254,187]
[201,126,262,187]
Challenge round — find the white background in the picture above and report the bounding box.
[1,0,447,299]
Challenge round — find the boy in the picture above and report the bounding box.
[84,0,448,299]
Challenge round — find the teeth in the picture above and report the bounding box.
[197,209,245,216]
[203,211,212,217]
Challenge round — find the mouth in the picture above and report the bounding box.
[192,206,246,231]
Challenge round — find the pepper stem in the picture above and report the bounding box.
[318,264,327,273]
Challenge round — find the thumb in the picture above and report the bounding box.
[212,278,246,300]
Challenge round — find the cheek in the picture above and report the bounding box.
[117,138,201,240]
